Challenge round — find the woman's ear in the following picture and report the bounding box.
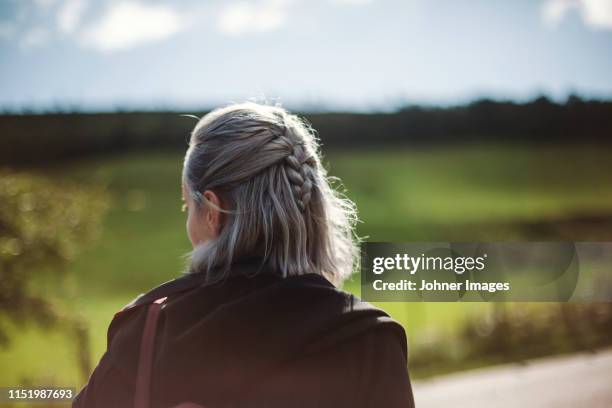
[202,190,223,237]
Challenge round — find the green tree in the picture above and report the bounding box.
[0,170,108,379]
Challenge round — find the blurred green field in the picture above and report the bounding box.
[2,143,612,389]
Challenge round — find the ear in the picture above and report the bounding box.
[202,190,223,237]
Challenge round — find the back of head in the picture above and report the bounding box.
[183,102,358,286]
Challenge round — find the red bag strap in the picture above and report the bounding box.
[134,297,167,408]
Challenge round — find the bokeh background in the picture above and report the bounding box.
[1,0,612,405]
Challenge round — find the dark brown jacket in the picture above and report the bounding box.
[74,260,415,408]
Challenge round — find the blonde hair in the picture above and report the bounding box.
[182,102,359,286]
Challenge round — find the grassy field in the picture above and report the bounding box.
[2,143,612,389]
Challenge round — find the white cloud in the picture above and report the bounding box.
[20,27,50,48]
[580,0,612,28]
[81,1,184,52]
[542,0,612,30]
[542,0,575,26]
[57,0,88,34]
[217,0,289,36]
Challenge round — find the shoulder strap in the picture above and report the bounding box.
[134,297,167,408]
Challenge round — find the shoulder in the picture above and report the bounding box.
[105,265,264,346]
[105,273,203,347]
[121,272,209,312]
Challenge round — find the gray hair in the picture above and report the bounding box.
[182,102,359,286]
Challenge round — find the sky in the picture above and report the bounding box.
[1,0,612,111]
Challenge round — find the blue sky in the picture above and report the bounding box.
[1,0,612,111]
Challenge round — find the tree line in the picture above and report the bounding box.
[1,95,611,166]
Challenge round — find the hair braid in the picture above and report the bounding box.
[279,130,316,212]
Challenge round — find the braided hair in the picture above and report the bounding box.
[278,131,316,212]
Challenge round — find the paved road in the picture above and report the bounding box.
[413,349,612,408]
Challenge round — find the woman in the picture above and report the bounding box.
[74,103,414,408]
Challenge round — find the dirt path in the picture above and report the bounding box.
[413,349,612,408]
